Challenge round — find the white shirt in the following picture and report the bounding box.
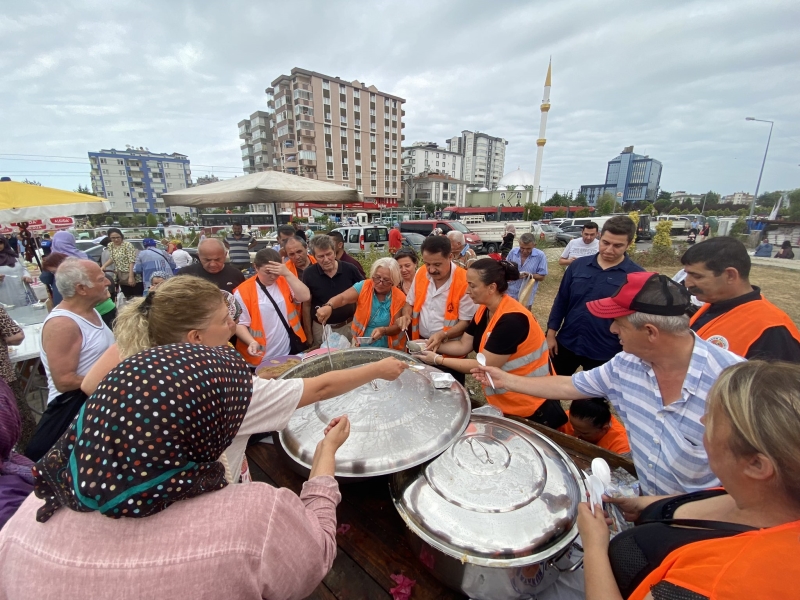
[405,263,476,338]
[171,248,193,268]
[561,237,599,261]
[235,282,295,359]
[222,377,304,483]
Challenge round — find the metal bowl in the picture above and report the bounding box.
[277,348,471,479]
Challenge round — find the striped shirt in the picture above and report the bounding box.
[506,247,548,307]
[225,233,253,264]
[572,334,744,495]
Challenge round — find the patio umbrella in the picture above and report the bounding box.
[162,170,362,207]
[0,180,110,222]
[0,180,109,266]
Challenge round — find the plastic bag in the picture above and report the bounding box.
[517,276,537,308]
[320,331,351,350]
[115,291,127,311]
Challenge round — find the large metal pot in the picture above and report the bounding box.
[390,411,585,600]
[277,348,471,479]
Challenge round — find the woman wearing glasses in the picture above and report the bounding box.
[315,257,406,350]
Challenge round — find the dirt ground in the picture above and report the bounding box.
[465,254,800,402]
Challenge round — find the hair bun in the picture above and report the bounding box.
[499,260,520,281]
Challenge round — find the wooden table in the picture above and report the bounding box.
[246,420,636,600]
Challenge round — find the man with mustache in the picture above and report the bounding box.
[681,237,800,361]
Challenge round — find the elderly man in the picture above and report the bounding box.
[474,272,744,496]
[328,231,366,277]
[558,222,599,266]
[284,236,317,281]
[178,237,245,294]
[389,222,403,253]
[547,216,644,374]
[301,235,363,347]
[681,237,800,361]
[396,235,476,384]
[447,230,477,269]
[224,223,257,271]
[506,232,547,308]
[25,259,115,461]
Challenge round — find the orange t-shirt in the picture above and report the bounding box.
[560,411,631,455]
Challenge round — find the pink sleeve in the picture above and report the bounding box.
[259,476,342,600]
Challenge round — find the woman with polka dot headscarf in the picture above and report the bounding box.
[0,344,350,599]
[80,275,408,484]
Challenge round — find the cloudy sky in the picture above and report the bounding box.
[2,0,798,199]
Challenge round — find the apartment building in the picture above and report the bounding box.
[446,130,507,188]
[239,110,274,173]
[721,191,755,206]
[401,142,462,179]
[261,68,405,202]
[406,172,467,207]
[89,148,194,218]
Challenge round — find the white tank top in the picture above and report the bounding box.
[40,308,115,405]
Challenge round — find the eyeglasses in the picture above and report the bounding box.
[372,275,393,286]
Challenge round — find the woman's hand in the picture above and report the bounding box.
[604,494,651,523]
[577,502,611,552]
[127,274,135,286]
[395,315,411,331]
[23,276,33,284]
[264,260,291,278]
[471,364,507,389]
[417,350,437,365]
[322,415,350,450]
[370,327,386,342]
[426,331,447,352]
[371,357,408,381]
[316,304,333,325]
[247,341,264,357]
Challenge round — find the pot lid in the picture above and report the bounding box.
[278,348,471,478]
[391,414,584,561]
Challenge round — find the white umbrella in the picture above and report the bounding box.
[162,170,362,207]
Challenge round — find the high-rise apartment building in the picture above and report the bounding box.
[579,146,662,206]
[89,148,194,218]
[401,142,462,179]
[239,110,274,174]
[446,131,507,188]
[256,68,404,202]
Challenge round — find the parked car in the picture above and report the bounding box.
[538,223,560,244]
[331,225,389,254]
[400,232,425,254]
[555,228,582,247]
[399,220,483,253]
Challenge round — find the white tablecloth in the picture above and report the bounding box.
[9,323,42,363]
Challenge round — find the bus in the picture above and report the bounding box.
[198,212,292,228]
[441,206,525,222]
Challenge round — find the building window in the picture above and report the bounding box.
[322,80,330,90]
[106,191,113,197]
[99,158,107,164]
[324,125,331,134]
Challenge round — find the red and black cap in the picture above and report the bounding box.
[586,272,691,319]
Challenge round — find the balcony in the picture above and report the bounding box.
[298,129,315,138]
[298,143,316,151]
[299,159,316,166]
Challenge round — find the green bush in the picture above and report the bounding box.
[729,217,747,236]
[652,220,673,248]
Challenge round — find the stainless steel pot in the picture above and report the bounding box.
[390,412,585,600]
[277,348,471,479]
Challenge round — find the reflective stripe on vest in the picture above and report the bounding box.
[410,264,467,340]
[478,295,551,417]
[351,279,407,351]
[690,296,800,359]
[233,275,306,366]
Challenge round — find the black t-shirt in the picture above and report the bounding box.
[177,263,246,294]
[465,308,530,355]
[501,232,515,251]
[302,260,363,324]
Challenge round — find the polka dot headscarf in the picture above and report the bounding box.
[32,343,253,522]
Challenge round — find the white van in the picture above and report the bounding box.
[331,225,389,254]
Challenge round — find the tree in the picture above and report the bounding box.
[653,199,671,214]
[639,201,655,215]
[135,214,147,226]
[146,213,158,227]
[652,220,673,249]
[523,203,543,221]
[412,199,423,208]
[424,202,435,216]
[174,214,185,225]
[74,184,94,195]
[119,216,132,228]
[703,191,720,208]
[104,216,114,225]
[596,192,616,216]
[553,208,566,218]
[669,207,682,215]
[757,191,782,208]
[657,190,672,202]
[787,189,800,221]
[575,208,591,217]
[22,178,42,186]
[574,193,588,207]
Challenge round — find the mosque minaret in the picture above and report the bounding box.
[532,59,551,205]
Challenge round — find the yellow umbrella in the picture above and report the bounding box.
[0,181,109,222]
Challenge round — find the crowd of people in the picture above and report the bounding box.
[0,215,799,598]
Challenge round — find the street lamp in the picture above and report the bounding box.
[745,117,774,219]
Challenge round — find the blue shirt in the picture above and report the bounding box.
[506,247,548,307]
[547,254,644,361]
[134,248,176,292]
[572,335,744,495]
[754,242,773,257]
[352,280,392,348]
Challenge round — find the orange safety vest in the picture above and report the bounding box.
[410,265,468,340]
[351,279,407,351]
[559,411,631,455]
[233,275,307,366]
[630,519,800,600]
[285,254,316,279]
[476,294,551,417]
[690,296,800,359]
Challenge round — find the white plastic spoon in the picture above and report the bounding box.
[591,458,612,491]
[476,353,496,390]
[587,474,605,516]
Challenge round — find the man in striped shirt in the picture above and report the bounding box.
[224,223,257,271]
[473,272,744,496]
